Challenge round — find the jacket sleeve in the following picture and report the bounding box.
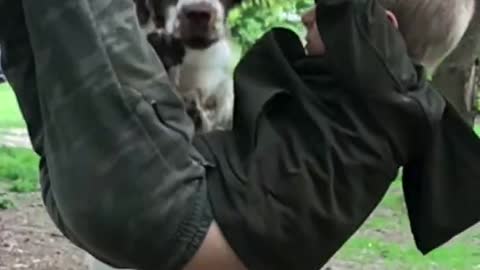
[315,0,480,255]
[402,98,480,254]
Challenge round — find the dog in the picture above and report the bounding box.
[136,0,241,133]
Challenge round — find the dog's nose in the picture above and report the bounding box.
[181,3,215,26]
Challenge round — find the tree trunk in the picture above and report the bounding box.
[431,1,480,127]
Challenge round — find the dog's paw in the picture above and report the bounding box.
[147,31,186,70]
[183,96,203,131]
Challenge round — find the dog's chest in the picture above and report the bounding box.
[175,41,232,97]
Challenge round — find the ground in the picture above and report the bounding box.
[0,190,88,270]
[1,83,480,270]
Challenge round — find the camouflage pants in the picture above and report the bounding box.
[2,0,213,269]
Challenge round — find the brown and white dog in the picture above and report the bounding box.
[136,0,241,133]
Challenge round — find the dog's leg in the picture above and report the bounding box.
[183,92,203,131]
[168,65,181,86]
[210,77,234,130]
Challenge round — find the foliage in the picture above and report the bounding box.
[228,0,313,54]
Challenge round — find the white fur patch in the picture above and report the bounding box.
[164,6,178,33]
[178,39,232,93]
[177,39,235,131]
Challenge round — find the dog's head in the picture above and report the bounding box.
[136,0,242,49]
[172,0,241,49]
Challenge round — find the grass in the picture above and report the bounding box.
[0,83,26,129]
[0,83,38,192]
[337,235,480,270]
[0,82,480,268]
[0,147,40,193]
[0,83,38,196]
[333,173,480,269]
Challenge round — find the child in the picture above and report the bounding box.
[1,0,478,269]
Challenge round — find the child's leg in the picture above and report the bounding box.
[5,0,213,269]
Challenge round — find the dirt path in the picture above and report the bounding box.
[0,128,87,269]
[0,129,31,149]
[0,189,358,270]
[0,191,88,270]
[0,190,359,270]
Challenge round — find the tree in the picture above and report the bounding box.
[431,1,480,126]
[228,0,313,53]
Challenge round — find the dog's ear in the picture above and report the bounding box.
[148,0,179,28]
[133,0,151,26]
[148,0,166,28]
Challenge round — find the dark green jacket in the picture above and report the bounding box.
[195,1,480,269]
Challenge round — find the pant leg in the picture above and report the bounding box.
[8,0,213,269]
[2,0,88,252]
